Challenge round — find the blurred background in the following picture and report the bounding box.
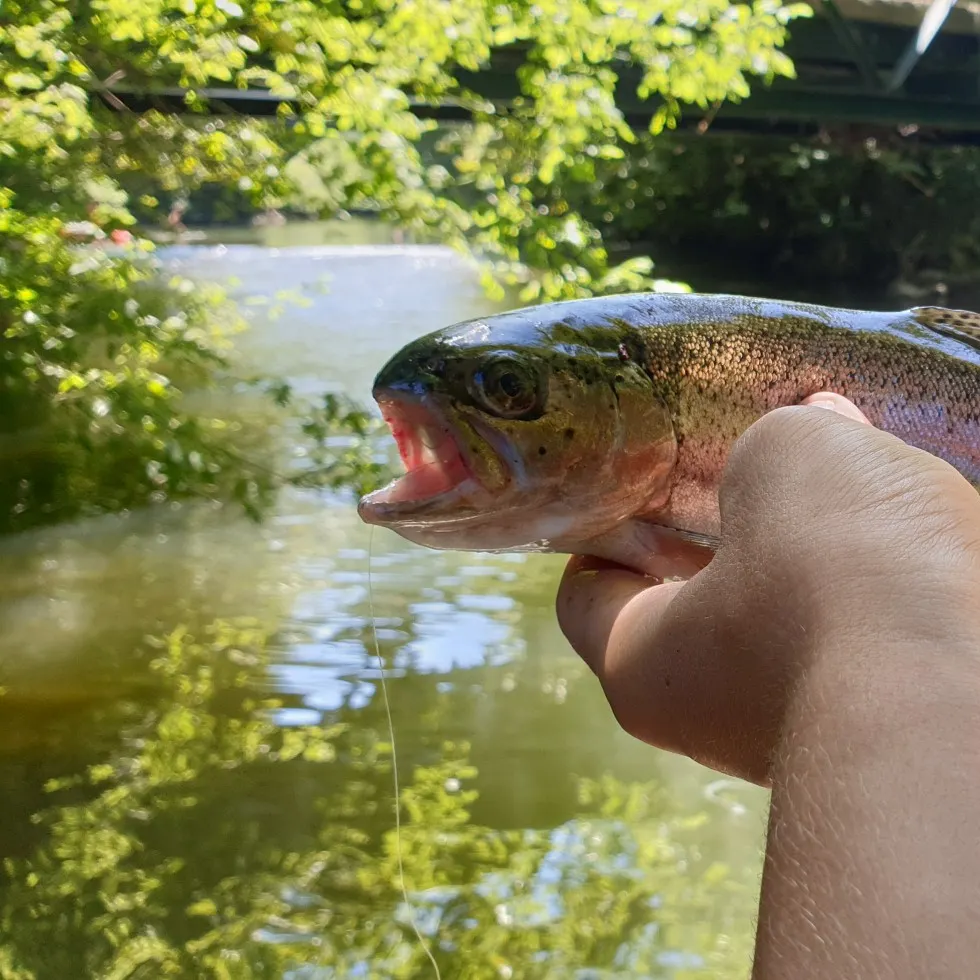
[1,1,979,976]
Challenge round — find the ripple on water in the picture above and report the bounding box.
[456,594,515,613]
[272,707,323,728]
[271,664,375,713]
[291,587,366,622]
[401,609,515,673]
[409,600,454,617]
[329,570,369,585]
[373,628,410,642]
[286,638,366,668]
[364,553,410,568]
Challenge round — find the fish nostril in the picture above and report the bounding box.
[419,356,445,377]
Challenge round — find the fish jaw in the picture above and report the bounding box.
[357,389,502,527]
[356,388,617,552]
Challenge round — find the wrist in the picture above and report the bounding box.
[782,606,980,767]
[757,626,980,980]
[805,548,980,663]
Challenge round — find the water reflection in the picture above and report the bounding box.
[0,224,767,977]
[0,621,760,978]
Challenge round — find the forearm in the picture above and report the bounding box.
[753,635,980,980]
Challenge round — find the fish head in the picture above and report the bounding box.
[357,305,678,554]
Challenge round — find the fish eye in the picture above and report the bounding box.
[467,354,542,419]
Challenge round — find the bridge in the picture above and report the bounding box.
[105,0,980,144]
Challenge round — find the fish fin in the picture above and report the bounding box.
[577,520,716,579]
[911,307,980,353]
[669,527,721,551]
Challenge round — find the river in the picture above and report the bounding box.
[0,221,769,978]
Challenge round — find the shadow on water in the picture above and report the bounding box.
[0,221,768,978]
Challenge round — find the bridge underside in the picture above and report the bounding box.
[104,0,980,145]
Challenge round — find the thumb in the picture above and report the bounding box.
[799,391,872,424]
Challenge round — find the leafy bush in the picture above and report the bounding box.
[561,131,980,300]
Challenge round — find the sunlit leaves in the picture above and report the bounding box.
[2,0,807,301]
[421,0,808,298]
[0,0,806,527]
[0,189,285,530]
[288,390,394,498]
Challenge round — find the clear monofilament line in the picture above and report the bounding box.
[367,525,442,979]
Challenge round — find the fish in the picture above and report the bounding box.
[357,292,980,577]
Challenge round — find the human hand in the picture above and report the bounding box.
[556,393,980,785]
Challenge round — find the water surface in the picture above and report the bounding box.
[0,222,768,978]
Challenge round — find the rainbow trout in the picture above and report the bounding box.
[357,293,980,574]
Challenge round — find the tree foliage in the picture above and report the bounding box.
[554,130,980,301]
[0,7,804,973]
[1,0,812,297]
[0,0,808,529]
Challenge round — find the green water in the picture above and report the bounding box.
[0,222,769,978]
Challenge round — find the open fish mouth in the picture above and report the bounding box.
[357,390,477,523]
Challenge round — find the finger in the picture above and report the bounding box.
[800,391,872,425]
[556,555,686,675]
[557,560,745,770]
[719,399,877,526]
[556,555,655,672]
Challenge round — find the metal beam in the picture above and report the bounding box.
[886,0,960,91]
[86,10,980,143]
[97,81,980,131]
[819,0,883,90]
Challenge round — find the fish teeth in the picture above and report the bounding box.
[419,440,441,466]
[418,425,442,465]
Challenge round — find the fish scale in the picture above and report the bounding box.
[628,306,980,536]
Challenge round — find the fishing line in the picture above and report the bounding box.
[367,524,442,979]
